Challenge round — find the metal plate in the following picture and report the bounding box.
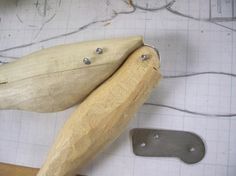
[131,128,205,164]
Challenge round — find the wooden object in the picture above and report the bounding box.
[0,163,84,176]
[0,36,143,112]
[37,46,161,176]
[0,163,38,176]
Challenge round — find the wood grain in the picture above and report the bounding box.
[0,163,86,176]
[0,163,38,176]
[0,36,143,112]
[37,46,161,176]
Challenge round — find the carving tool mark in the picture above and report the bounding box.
[0,81,7,85]
[0,63,113,84]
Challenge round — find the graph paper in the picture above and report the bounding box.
[0,0,236,175]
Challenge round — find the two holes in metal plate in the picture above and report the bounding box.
[139,133,196,153]
[139,133,159,148]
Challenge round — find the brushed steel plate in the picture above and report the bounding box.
[131,128,205,164]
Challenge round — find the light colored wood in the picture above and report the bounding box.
[0,163,38,176]
[0,36,143,112]
[37,46,161,176]
[0,163,85,176]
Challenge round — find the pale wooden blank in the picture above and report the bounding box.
[0,163,38,176]
[0,36,143,112]
[37,46,161,176]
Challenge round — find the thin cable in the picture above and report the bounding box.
[163,71,236,78]
[144,103,236,117]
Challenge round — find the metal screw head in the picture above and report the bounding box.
[140,142,146,148]
[83,57,91,65]
[96,48,103,54]
[140,54,149,61]
[189,147,196,152]
[153,133,159,140]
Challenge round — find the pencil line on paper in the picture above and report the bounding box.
[163,71,236,78]
[0,0,174,53]
[1,0,235,54]
[144,103,236,117]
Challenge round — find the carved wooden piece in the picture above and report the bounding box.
[0,163,84,176]
[37,46,161,176]
[0,36,143,112]
[0,163,38,176]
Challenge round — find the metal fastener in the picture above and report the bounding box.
[140,54,149,61]
[96,48,103,54]
[153,133,159,140]
[83,57,91,65]
[189,147,196,152]
[140,142,146,148]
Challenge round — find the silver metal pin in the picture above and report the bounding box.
[140,142,146,148]
[153,133,159,140]
[83,57,91,65]
[189,147,196,152]
[140,54,149,61]
[96,48,103,54]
